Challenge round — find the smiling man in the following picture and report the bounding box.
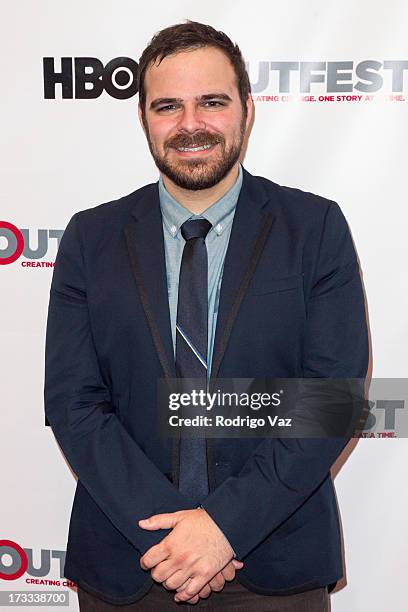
[138,44,249,202]
[44,20,368,612]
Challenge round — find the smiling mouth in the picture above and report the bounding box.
[173,143,216,153]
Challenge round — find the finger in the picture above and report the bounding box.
[222,558,243,581]
[196,584,212,599]
[175,577,192,592]
[162,569,193,591]
[138,512,178,530]
[160,557,198,591]
[175,577,199,605]
[208,572,225,592]
[178,583,211,605]
[220,561,236,582]
[184,594,200,604]
[174,574,209,603]
[139,544,169,570]
[150,560,180,586]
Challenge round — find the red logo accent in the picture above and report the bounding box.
[0,539,28,580]
[0,221,24,265]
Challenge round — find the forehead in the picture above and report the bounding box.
[143,46,237,101]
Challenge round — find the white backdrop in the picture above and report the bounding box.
[1,1,407,610]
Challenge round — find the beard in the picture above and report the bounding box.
[144,114,246,191]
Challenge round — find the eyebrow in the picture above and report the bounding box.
[149,93,233,110]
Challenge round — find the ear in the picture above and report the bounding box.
[138,103,147,134]
[245,93,254,132]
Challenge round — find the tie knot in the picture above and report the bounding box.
[181,218,212,241]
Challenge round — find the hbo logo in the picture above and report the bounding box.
[43,57,139,100]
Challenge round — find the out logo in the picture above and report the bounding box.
[0,221,63,266]
[0,541,27,581]
[0,540,66,580]
[0,221,24,265]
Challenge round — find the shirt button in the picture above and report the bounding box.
[216,223,222,233]
[170,225,177,235]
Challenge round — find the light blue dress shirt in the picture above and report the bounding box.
[158,164,243,379]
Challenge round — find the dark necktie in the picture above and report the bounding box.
[175,218,212,505]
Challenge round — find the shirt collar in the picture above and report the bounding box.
[158,163,243,238]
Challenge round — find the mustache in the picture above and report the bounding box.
[166,132,224,149]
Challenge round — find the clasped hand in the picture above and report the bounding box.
[139,508,243,604]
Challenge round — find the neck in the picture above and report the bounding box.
[161,163,240,214]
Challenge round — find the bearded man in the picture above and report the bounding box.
[44,20,368,611]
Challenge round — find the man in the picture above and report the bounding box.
[44,20,368,611]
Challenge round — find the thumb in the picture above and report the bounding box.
[138,512,178,530]
[232,559,244,569]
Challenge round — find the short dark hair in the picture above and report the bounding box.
[137,20,251,121]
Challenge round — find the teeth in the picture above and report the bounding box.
[177,144,213,152]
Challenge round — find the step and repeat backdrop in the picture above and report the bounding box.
[1,1,407,610]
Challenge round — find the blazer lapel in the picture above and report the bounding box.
[205,168,275,491]
[209,167,275,387]
[124,184,176,385]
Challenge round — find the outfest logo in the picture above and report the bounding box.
[0,539,74,587]
[0,221,63,267]
[246,59,408,103]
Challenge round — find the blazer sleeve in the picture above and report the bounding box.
[200,200,369,560]
[44,212,194,556]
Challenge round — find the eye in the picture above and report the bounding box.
[203,100,225,108]
[157,104,179,112]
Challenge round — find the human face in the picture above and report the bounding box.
[138,46,251,190]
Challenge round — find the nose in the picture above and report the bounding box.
[176,103,206,134]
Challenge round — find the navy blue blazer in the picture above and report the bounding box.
[44,167,369,604]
